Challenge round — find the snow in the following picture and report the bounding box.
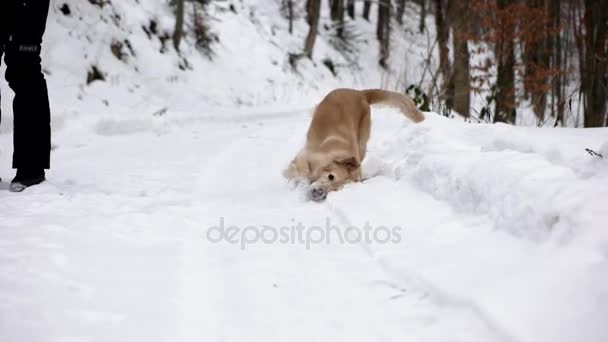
[1,1,608,342]
[2,104,607,342]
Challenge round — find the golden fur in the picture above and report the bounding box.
[284,88,424,201]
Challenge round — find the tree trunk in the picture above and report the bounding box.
[449,0,470,117]
[549,0,564,125]
[522,0,548,124]
[494,0,516,124]
[330,0,343,20]
[363,1,371,21]
[582,0,607,127]
[173,0,185,51]
[377,0,391,68]
[330,0,345,37]
[347,0,355,18]
[377,1,385,41]
[396,0,406,25]
[419,0,426,33]
[288,0,294,34]
[435,0,451,106]
[304,0,321,58]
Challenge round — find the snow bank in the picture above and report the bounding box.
[371,112,608,242]
[334,110,608,342]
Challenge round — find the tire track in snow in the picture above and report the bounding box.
[176,112,314,340]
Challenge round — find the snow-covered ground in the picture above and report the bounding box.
[1,105,607,342]
[1,1,608,342]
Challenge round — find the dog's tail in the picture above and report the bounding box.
[362,89,425,123]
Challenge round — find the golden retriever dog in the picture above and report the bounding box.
[284,88,425,201]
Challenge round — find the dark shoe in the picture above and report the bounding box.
[10,169,46,192]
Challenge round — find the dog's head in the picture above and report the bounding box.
[307,155,360,201]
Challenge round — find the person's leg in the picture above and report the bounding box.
[0,40,3,184]
[4,0,51,190]
[0,1,15,184]
[1,32,4,135]
[1,42,3,129]
[0,0,15,129]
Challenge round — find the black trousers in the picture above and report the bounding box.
[0,0,51,170]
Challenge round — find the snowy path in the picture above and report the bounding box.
[1,107,607,342]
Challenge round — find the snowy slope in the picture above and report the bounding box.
[1,1,608,342]
[1,0,434,136]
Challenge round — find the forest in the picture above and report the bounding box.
[172,0,607,127]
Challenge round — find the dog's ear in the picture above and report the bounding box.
[284,154,312,179]
[336,156,360,172]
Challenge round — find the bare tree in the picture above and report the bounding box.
[330,0,345,37]
[396,0,407,25]
[434,0,450,102]
[521,0,549,124]
[494,0,517,123]
[304,0,321,58]
[548,0,563,125]
[288,0,294,34]
[377,0,391,68]
[581,0,608,127]
[448,0,470,117]
[173,0,185,51]
[419,0,426,33]
[363,0,371,20]
[347,0,355,19]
